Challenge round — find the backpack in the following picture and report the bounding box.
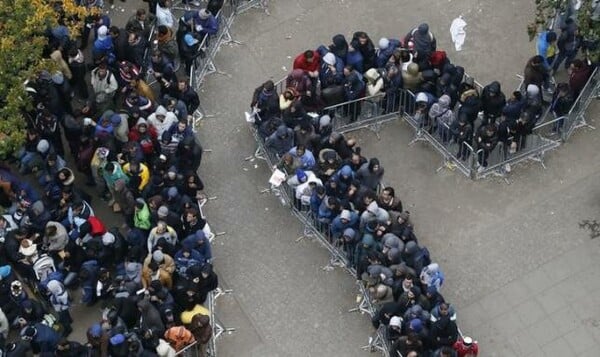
[164,326,196,351]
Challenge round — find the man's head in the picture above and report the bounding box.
[136,8,147,21]
[303,50,314,63]
[571,59,584,71]
[97,64,108,78]
[178,79,188,91]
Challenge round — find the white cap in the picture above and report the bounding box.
[378,37,390,50]
[323,52,336,66]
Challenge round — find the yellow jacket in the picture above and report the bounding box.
[122,162,150,191]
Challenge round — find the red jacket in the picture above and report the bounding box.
[453,338,479,357]
[293,50,320,73]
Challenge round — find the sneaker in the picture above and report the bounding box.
[504,163,511,173]
[107,199,115,206]
[190,0,201,5]
[477,166,485,174]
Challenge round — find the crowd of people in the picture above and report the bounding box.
[250,18,594,175]
[250,26,486,357]
[0,1,226,356]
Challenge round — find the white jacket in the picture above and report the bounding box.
[90,68,118,103]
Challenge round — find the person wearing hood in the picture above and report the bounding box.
[375,37,401,68]
[189,313,212,350]
[353,225,378,273]
[402,241,428,276]
[329,34,349,62]
[553,18,580,72]
[266,125,294,156]
[134,198,152,235]
[20,322,60,355]
[428,94,454,143]
[402,63,423,92]
[356,157,385,191]
[92,25,115,63]
[480,81,506,124]
[346,42,364,73]
[293,170,322,206]
[86,323,109,357]
[148,105,178,137]
[128,118,160,156]
[47,279,73,336]
[330,209,359,238]
[360,201,390,229]
[332,164,355,193]
[177,135,203,174]
[420,263,445,292]
[405,23,437,64]
[138,297,166,337]
[43,221,69,253]
[143,248,175,284]
[318,50,345,90]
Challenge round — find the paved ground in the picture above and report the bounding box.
[198,0,600,356]
[59,0,600,356]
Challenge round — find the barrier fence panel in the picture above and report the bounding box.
[401,89,476,178]
[561,66,599,141]
[322,92,403,135]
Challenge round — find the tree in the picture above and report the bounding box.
[528,0,600,62]
[0,0,96,157]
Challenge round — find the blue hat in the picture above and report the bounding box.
[184,34,199,47]
[110,114,122,125]
[295,169,307,183]
[409,318,423,332]
[89,323,103,338]
[110,333,125,345]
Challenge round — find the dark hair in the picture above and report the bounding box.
[136,8,146,16]
[546,31,557,43]
[383,186,395,197]
[304,50,314,59]
[109,26,120,36]
[263,80,274,92]
[158,25,168,36]
[572,59,584,69]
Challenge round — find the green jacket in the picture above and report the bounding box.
[134,203,151,230]
[103,161,129,188]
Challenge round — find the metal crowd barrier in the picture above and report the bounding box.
[321,91,404,138]
[173,288,235,357]
[560,66,599,141]
[188,5,239,91]
[233,0,269,15]
[245,122,391,356]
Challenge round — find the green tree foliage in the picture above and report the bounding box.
[528,0,600,61]
[0,0,94,157]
